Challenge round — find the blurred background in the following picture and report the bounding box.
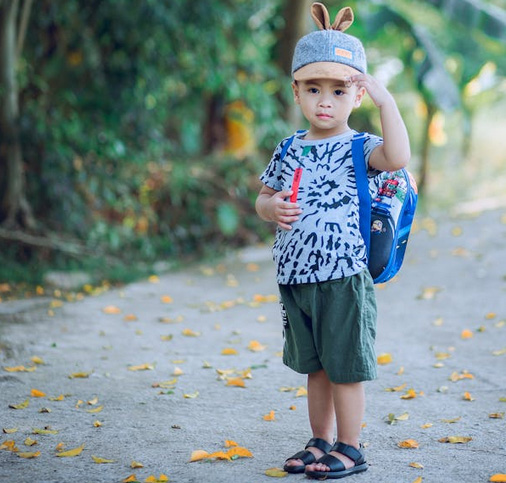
[1,0,505,289]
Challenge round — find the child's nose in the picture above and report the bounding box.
[319,93,332,107]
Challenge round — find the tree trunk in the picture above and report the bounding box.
[418,102,436,194]
[0,0,35,228]
[278,0,312,127]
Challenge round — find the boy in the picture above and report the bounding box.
[255,2,410,480]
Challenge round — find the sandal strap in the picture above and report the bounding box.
[331,442,365,465]
[305,437,332,453]
[313,453,346,472]
[285,449,316,466]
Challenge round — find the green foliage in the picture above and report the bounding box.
[5,0,505,284]
[16,0,286,268]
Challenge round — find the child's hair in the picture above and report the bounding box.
[292,2,366,81]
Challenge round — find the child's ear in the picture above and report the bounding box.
[292,81,301,104]
[354,86,366,108]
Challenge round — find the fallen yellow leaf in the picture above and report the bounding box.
[92,455,116,464]
[182,328,200,337]
[226,446,253,459]
[263,410,275,421]
[226,377,246,388]
[122,475,139,483]
[161,295,173,304]
[490,474,506,482]
[411,477,423,483]
[9,399,29,409]
[400,388,418,400]
[441,417,461,424]
[265,467,288,477]
[24,437,37,447]
[489,412,505,419]
[248,340,266,352]
[172,367,184,376]
[145,475,169,483]
[123,314,138,321]
[409,462,424,469]
[68,371,91,379]
[102,305,121,314]
[295,387,308,397]
[377,353,393,365]
[4,365,36,372]
[225,440,238,448]
[30,356,45,365]
[190,450,210,462]
[385,383,407,392]
[418,286,441,300]
[128,363,155,371]
[30,388,46,398]
[131,460,144,468]
[0,440,18,451]
[463,392,475,401]
[449,370,474,382]
[397,439,419,449]
[49,394,65,401]
[17,451,41,459]
[221,348,238,356]
[439,436,472,444]
[93,421,103,427]
[56,444,85,457]
[33,428,59,435]
[461,329,473,339]
[183,391,199,399]
[2,428,18,434]
[86,405,104,414]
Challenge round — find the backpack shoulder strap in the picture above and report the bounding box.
[279,130,307,160]
[351,133,371,254]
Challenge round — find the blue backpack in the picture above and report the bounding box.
[279,132,418,284]
[351,133,418,283]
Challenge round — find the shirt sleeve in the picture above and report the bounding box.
[259,138,289,191]
[363,133,384,176]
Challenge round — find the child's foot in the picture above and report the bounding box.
[283,437,332,474]
[305,442,368,479]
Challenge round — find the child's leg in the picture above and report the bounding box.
[306,381,365,472]
[284,369,334,469]
[308,369,335,443]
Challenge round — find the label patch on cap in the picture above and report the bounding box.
[334,47,353,60]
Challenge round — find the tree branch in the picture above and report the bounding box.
[0,227,106,259]
[16,0,32,58]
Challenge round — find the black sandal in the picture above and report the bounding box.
[283,437,332,474]
[305,441,368,479]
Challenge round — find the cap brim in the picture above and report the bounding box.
[293,62,361,81]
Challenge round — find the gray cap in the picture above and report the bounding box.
[291,4,367,81]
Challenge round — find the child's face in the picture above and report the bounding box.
[292,78,365,139]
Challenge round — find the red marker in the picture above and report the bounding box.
[290,168,303,203]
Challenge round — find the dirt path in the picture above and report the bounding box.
[1,209,506,483]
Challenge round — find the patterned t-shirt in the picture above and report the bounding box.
[260,130,383,285]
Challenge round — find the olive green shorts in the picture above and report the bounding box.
[279,270,377,384]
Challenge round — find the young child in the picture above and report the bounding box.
[255,2,410,480]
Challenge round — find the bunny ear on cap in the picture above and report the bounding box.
[291,2,367,79]
[311,2,331,30]
[332,7,354,32]
[311,3,354,32]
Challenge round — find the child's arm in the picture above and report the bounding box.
[351,74,411,172]
[255,185,302,231]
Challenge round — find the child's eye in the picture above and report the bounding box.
[334,89,344,96]
[308,87,319,94]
